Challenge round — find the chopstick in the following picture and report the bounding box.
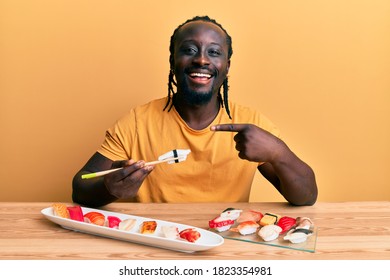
[81,156,184,179]
[144,156,183,166]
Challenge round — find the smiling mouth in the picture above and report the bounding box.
[189,72,212,79]
[188,72,213,85]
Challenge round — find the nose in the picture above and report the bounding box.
[193,50,210,66]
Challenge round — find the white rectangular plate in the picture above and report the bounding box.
[41,206,224,253]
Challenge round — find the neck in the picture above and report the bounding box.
[173,94,220,130]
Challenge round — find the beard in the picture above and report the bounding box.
[182,89,213,105]
[179,82,215,106]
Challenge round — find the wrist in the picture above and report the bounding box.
[269,139,290,165]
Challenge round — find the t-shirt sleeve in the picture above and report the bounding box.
[97,110,135,161]
[258,112,281,138]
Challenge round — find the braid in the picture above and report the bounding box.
[217,77,232,119]
[164,16,233,118]
[223,78,232,119]
[163,70,176,112]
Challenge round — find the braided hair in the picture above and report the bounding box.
[163,16,233,119]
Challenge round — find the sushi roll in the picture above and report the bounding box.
[230,221,260,235]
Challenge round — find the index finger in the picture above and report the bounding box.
[210,123,248,132]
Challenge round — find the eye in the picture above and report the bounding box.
[208,48,222,57]
[180,46,197,55]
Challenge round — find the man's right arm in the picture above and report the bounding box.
[72,152,118,207]
[72,152,154,207]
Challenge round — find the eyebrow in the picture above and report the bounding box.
[179,40,223,47]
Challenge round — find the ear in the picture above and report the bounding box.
[226,60,231,73]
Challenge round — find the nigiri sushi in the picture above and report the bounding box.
[140,221,157,234]
[161,225,179,239]
[283,228,313,244]
[209,216,235,232]
[283,217,314,244]
[118,218,136,231]
[230,221,260,235]
[220,208,242,221]
[106,216,121,229]
[179,228,201,243]
[295,217,313,229]
[67,205,84,222]
[52,203,69,219]
[258,225,282,241]
[259,212,281,226]
[236,210,263,223]
[84,211,105,226]
[277,216,296,234]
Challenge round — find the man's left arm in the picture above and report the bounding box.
[211,123,318,206]
[257,149,317,206]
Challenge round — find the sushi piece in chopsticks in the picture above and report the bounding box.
[230,221,260,235]
[155,149,191,164]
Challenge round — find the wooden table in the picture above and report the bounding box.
[0,201,389,260]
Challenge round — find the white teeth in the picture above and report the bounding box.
[190,73,211,78]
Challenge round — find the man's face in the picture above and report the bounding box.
[172,21,230,105]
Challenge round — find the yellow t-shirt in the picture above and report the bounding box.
[97,97,279,202]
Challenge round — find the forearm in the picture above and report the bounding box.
[72,171,118,208]
[267,144,318,206]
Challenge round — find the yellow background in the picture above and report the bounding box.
[1,0,389,202]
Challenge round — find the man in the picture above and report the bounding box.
[72,16,318,207]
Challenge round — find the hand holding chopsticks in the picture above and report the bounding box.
[81,149,191,179]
